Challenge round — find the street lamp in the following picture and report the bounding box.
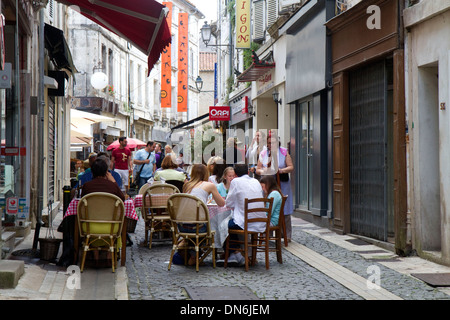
[195,75,203,91]
[272,90,282,105]
[195,75,215,93]
[200,21,233,52]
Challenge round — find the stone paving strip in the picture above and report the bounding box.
[285,240,402,300]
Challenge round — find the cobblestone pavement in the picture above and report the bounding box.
[125,216,450,300]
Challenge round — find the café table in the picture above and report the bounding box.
[207,202,232,249]
[64,197,138,266]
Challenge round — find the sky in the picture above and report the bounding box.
[189,0,218,24]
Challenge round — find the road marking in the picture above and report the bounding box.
[285,241,403,300]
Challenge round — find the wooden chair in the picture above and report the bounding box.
[142,184,179,248]
[278,195,289,247]
[76,192,125,273]
[167,194,216,272]
[267,195,288,264]
[224,197,273,271]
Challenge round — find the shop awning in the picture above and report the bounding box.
[57,0,172,74]
[237,62,276,82]
[170,113,210,132]
[70,109,115,130]
[44,23,78,78]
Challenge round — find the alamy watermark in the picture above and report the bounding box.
[66,265,81,290]
[366,265,381,290]
[366,5,381,30]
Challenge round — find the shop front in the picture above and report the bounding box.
[281,0,333,222]
[326,0,408,255]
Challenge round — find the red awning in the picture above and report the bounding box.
[58,0,171,74]
[237,62,275,82]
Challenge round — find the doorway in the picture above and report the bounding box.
[297,100,313,210]
[348,59,394,242]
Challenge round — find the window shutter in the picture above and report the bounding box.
[252,0,265,41]
[267,0,278,28]
[47,0,54,23]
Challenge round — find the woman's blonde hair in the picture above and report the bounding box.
[183,164,209,194]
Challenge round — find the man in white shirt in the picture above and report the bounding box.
[225,164,265,265]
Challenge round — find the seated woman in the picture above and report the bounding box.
[259,175,283,227]
[154,155,187,182]
[216,166,235,198]
[178,164,226,265]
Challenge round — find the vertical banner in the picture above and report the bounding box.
[214,62,218,105]
[236,0,251,49]
[161,2,172,108]
[177,12,189,112]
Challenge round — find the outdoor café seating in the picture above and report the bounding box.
[76,192,125,273]
[167,194,216,272]
[141,184,179,248]
[224,197,274,272]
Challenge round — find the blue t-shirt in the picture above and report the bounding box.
[134,149,156,178]
[267,191,282,226]
[216,182,228,198]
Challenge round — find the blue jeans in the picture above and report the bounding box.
[138,177,150,189]
[225,218,243,253]
[177,224,207,233]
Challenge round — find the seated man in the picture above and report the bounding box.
[225,163,265,265]
[77,153,122,189]
[81,158,125,202]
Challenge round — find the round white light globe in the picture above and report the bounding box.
[90,71,108,90]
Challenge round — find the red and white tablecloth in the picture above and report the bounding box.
[64,198,138,220]
[133,194,172,208]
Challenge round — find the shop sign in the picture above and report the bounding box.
[209,106,230,121]
[6,197,18,214]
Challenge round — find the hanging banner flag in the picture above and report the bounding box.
[177,12,189,112]
[236,0,251,49]
[161,2,173,108]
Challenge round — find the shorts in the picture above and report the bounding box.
[114,169,129,189]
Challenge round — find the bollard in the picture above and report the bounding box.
[62,186,72,215]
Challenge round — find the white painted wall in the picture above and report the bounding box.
[404,1,450,264]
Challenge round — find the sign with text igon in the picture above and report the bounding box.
[209,106,230,121]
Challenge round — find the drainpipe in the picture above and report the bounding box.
[33,7,45,249]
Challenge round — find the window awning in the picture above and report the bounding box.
[57,0,172,74]
[44,23,78,78]
[170,113,210,132]
[237,62,276,82]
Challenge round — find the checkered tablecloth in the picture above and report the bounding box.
[64,198,138,220]
[133,194,171,208]
[207,205,232,248]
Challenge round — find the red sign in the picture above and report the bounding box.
[241,96,249,114]
[1,147,26,156]
[7,197,18,214]
[209,106,230,121]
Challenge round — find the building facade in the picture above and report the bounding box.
[326,0,409,255]
[403,0,450,265]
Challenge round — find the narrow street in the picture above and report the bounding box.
[3,210,450,303]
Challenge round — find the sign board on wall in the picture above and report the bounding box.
[236,0,251,49]
[209,106,230,121]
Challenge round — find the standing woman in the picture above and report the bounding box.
[216,167,236,198]
[256,132,294,241]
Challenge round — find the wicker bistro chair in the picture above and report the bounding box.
[76,192,125,273]
[167,194,216,272]
[142,184,179,248]
[224,197,274,271]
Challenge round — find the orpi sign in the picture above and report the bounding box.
[209,106,230,121]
